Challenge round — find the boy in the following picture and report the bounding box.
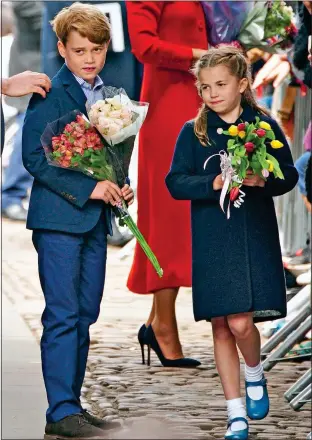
[22,3,133,439]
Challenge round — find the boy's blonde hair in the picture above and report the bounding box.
[191,46,270,146]
[51,2,110,46]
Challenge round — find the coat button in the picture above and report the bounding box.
[198,21,204,31]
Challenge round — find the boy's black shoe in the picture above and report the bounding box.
[82,409,121,430]
[44,413,107,439]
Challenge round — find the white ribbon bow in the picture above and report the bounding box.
[203,150,245,219]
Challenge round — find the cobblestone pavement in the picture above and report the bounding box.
[3,218,311,440]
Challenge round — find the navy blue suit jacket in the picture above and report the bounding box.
[22,64,113,234]
[41,1,143,100]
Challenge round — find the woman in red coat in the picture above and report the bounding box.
[126,1,208,366]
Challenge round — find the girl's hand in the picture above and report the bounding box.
[121,184,134,206]
[213,174,224,191]
[243,170,265,187]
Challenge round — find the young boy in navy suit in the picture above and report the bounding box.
[22,3,133,438]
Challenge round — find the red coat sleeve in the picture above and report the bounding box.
[126,1,194,71]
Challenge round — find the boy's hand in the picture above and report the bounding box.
[213,174,224,191]
[121,184,134,206]
[90,181,122,205]
[243,170,265,187]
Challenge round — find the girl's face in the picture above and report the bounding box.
[199,65,248,115]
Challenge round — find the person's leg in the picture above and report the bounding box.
[2,112,33,216]
[33,229,83,423]
[227,313,269,420]
[73,218,107,402]
[295,151,311,196]
[146,296,155,326]
[212,317,241,399]
[150,288,183,359]
[211,317,247,436]
[227,313,261,367]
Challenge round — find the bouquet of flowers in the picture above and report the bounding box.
[41,108,163,278]
[203,0,297,53]
[204,117,284,219]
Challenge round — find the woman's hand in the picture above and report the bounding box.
[252,54,291,89]
[213,174,224,191]
[243,170,265,187]
[192,48,207,60]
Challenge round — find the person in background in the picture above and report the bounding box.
[126,1,212,367]
[2,1,43,221]
[295,121,312,213]
[1,71,51,154]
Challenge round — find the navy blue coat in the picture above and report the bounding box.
[166,105,299,323]
[22,64,113,235]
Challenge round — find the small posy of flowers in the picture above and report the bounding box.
[221,117,284,201]
[51,114,104,169]
[88,97,133,137]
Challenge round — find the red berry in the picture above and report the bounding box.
[230,187,240,202]
[238,123,246,131]
[256,128,266,138]
[244,142,255,153]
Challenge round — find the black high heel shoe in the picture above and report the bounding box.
[138,324,147,364]
[145,324,201,368]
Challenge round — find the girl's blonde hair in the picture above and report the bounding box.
[191,46,270,146]
[51,2,111,46]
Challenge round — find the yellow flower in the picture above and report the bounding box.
[238,131,246,139]
[266,160,274,172]
[259,121,272,130]
[228,125,238,136]
[271,140,284,149]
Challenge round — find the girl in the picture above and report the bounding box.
[165,47,298,440]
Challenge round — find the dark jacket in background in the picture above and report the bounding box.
[293,3,312,88]
[41,1,142,100]
[5,1,43,113]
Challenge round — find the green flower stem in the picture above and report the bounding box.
[118,200,163,278]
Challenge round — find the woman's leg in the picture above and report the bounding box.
[211,317,241,399]
[150,287,183,359]
[145,295,155,327]
[227,312,261,367]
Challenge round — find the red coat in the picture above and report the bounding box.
[126,1,208,293]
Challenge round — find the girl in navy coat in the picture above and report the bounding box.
[166,47,298,440]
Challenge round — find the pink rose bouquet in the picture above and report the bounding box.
[41,110,163,278]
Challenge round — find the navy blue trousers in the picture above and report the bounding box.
[32,217,107,423]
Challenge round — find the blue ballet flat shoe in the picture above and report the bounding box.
[224,417,249,440]
[245,376,270,420]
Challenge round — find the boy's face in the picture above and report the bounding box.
[58,31,109,85]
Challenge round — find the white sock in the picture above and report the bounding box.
[226,398,247,433]
[245,362,264,400]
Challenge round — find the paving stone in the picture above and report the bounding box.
[2,219,311,440]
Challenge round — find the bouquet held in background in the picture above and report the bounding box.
[203,0,297,53]
[41,88,163,278]
[204,117,284,219]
